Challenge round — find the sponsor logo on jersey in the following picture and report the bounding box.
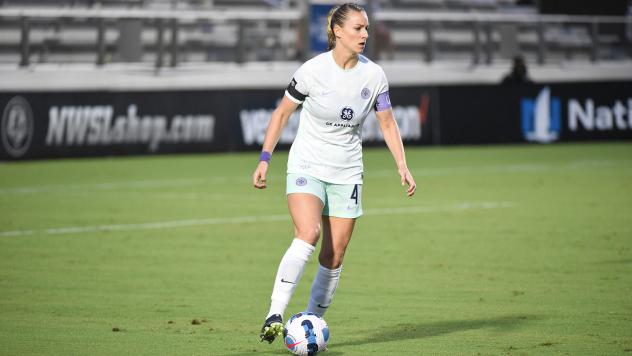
[296,177,307,186]
[340,107,354,121]
[325,122,360,128]
[361,88,371,99]
[1,96,34,158]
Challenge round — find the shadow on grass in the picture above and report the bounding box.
[221,315,535,355]
[335,314,537,348]
[220,348,344,356]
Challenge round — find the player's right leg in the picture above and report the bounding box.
[259,314,284,344]
[260,174,325,343]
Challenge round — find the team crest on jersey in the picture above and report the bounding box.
[340,107,354,121]
[361,88,371,99]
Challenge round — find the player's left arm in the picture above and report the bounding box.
[375,108,416,197]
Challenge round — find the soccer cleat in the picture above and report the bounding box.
[259,314,284,344]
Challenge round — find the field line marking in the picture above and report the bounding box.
[0,158,621,195]
[0,202,511,238]
[0,177,227,194]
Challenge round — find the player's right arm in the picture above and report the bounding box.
[253,96,299,189]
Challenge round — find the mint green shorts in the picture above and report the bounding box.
[286,173,363,219]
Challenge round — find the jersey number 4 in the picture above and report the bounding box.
[350,184,359,205]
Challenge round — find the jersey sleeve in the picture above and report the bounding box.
[373,67,391,112]
[284,64,311,104]
[376,67,389,95]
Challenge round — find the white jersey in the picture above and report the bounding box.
[285,51,389,184]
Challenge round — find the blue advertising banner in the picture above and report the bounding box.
[309,3,335,53]
[436,82,632,145]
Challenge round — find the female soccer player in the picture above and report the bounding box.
[253,3,416,343]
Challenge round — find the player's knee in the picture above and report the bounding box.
[295,225,320,243]
[319,250,344,269]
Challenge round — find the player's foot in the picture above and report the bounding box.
[259,314,284,344]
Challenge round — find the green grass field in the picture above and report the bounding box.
[0,142,631,355]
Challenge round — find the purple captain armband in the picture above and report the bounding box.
[374,90,392,112]
[259,151,272,163]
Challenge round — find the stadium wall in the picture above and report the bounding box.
[1,81,631,160]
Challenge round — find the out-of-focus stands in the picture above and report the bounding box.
[1,1,631,161]
[0,0,302,65]
[0,0,630,68]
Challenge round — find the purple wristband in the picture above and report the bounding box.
[259,151,272,163]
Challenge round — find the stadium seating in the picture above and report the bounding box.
[0,0,629,65]
[372,0,621,63]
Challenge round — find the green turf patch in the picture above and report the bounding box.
[1,142,631,355]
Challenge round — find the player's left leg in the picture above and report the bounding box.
[306,216,355,316]
[306,214,357,317]
[305,182,362,317]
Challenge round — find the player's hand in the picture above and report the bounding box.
[253,161,269,189]
[399,167,416,197]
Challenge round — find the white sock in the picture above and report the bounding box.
[267,238,315,319]
[306,264,342,317]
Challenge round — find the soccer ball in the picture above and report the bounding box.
[283,312,329,355]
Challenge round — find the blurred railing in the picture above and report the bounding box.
[0,6,630,68]
[373,10,632,64]
[0,7,302,67]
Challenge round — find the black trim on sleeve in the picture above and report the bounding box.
[286,77,307,102]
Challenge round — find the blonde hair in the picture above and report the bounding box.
[326,3,365,51]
